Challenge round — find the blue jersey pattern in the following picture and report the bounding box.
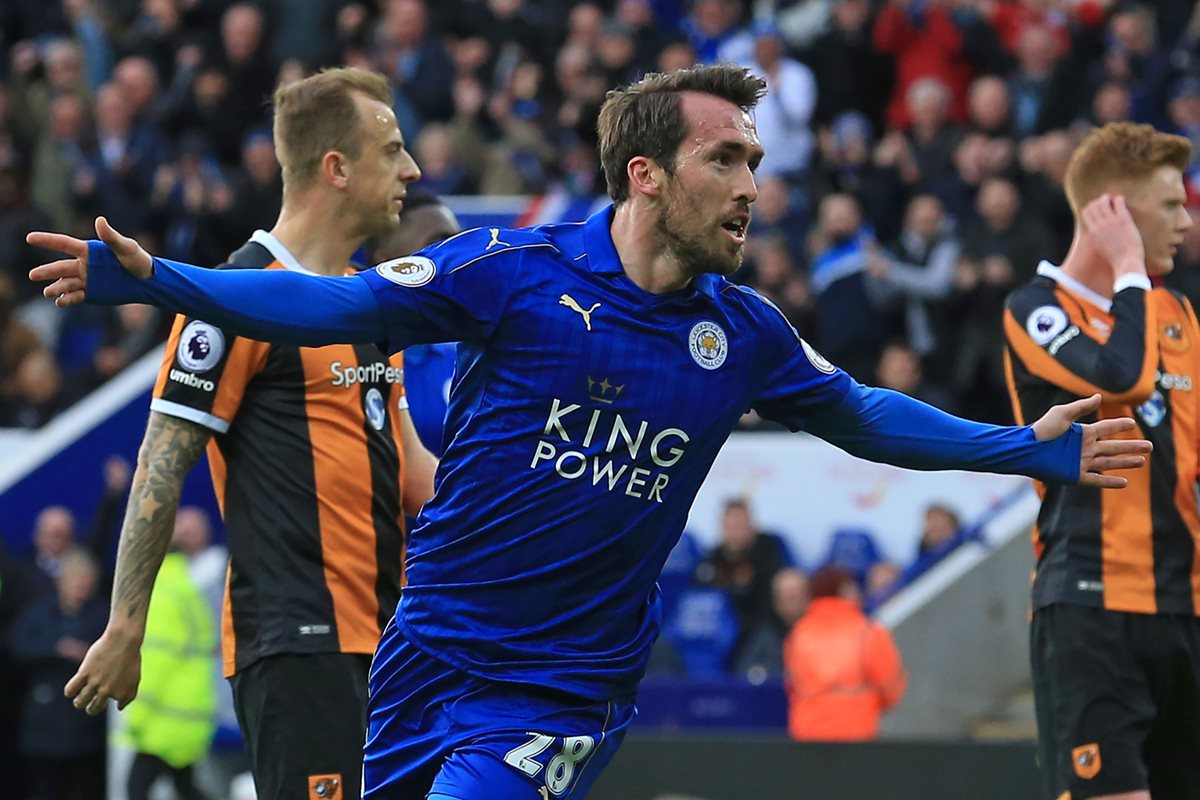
[357,207,851,700]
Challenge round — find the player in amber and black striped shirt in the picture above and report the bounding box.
[63,68,437,800]
[1004,123,1199,800]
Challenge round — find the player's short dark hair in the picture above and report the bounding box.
[272,66,394,189]
[597,64,768,204]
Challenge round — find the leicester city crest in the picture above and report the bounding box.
[688,321,728,370]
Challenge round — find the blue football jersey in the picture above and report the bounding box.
[86,205,1082,702]
[357,207,851,699]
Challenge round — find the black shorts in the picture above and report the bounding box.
[1032,604,1200,800]
[231,652,371,800]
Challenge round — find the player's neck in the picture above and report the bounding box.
[1059,233,1114,300]
[270,196,362,277]
[611,202,693,294]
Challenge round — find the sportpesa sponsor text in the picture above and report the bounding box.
[170,361,403,392]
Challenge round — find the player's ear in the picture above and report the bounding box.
[322,150,350,190]
[627,156,664,199]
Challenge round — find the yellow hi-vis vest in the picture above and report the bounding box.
[121,552,217,767]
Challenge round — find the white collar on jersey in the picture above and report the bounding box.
[1036,260,1113,313]
[249,229,318,276]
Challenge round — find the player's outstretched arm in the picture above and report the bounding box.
[28,217,386,347]
[810,383,1150,487]
[65,411,211,715]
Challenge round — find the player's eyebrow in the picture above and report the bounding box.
[711,139,764,164]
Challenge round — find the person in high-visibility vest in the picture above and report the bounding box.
[120,542,217,800]
[783,566,907,741]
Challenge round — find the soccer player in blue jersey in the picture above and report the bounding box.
[31,65,1152,800]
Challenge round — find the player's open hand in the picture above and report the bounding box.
[1031,394,1152,488]
[64,626,142,715]
[1081,193,1146,278]
[27,216,153,307]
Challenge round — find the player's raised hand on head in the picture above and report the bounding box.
[1031,394,1152,488]
[1080,193,1146,278]
[27,216,153,307]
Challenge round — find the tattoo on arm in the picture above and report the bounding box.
[110,412,211,624]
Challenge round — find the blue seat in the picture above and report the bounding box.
[664,586,739,677]
[820,527,883,587]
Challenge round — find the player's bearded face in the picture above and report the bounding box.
[657,170,749,277]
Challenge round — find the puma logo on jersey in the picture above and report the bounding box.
[487,228,509,250]
[559,294,600,331]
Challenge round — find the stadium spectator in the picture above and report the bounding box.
[739,21,816,180]
[374,0,454,132]
[30,91,89,234]
[732,567,810,678]
[0,273,41,391]
[804,0,891,131]
[72,80,167,239]
[171,506,225,622]
[896,76,964,195]
[212,4,275,151]
[1018,130,1078,260]
[874,342,956,414]
[695,498,793,643]
[872,0,972,129]
[0,157,56,303]
[170,505,239,770]
[112,56,162,126]
[15,458,129,600]
[747,173,808,254]
[783,566,907,741]
[7,39,87,154]
[0,349,69,428]
[683,0,752,65]
[745,233,815,339]
[1166,76,1200,167]
[915,504,962,560]
[10,548,108,800]
[79,303,166,391]
[1009,24,1063,137]
[867,194,960,359]
[809,192,887,379]
[962,176,1054,286]
[121,530,216,800]
[967,75,1014,139]
[864,560,902,606]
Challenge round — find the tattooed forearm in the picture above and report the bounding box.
[109,411,211,626]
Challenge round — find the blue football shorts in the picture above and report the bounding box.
[364,617,637,799]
